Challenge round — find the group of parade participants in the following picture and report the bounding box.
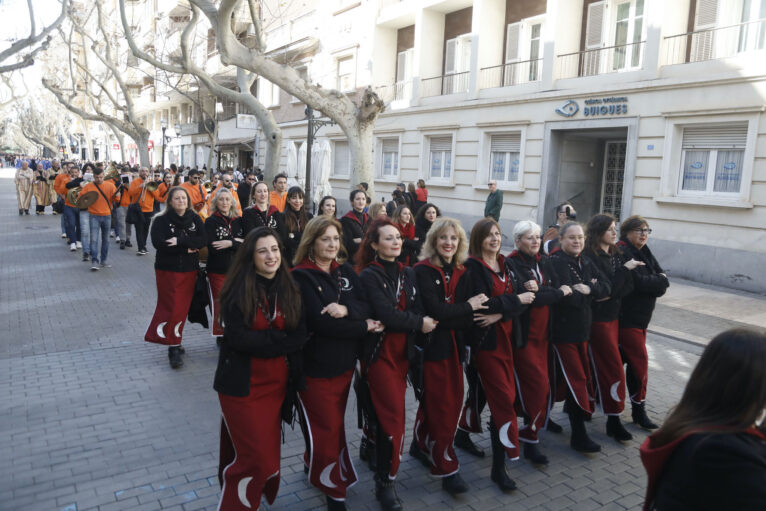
[136,171,669,511]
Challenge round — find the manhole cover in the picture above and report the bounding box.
[25,225,50,230]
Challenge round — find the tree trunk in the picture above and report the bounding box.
[347,120,376,201]
[83,120,94,160]
[262,123,281,184]
[137,133,150,168]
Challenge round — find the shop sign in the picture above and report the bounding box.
[555,96,629,118]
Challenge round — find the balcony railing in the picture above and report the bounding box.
[375,81,413,103]
[421,72,470,97]
[662,18,766,66]
[557,40,645,78]
[479,59,543,89]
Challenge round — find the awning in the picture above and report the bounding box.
[215,137,256,151]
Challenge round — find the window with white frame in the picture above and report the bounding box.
[333,140,350,177]
[377,137,400,178]
[336,56,355,91]
[444,35,471,94]
[257,78,280,107]
[428,136,453,181]
[505,17,544,85]
[291,66,309,103]
[583,0,646,74]
[489,133,521,184]
[679,123,747,195]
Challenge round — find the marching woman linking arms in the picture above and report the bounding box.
[582,214,643,442]
[458,218,535,491]
[357,220,438,511]
[391,205,418,266]
[144,187,207,369]
[506,221,571,464]
[291,216,383,511]
[617,215,669,430]
[242,181,286,239]
[340,189,369,262]
[214,227,307,511]
[410,217,488,495]
[283,186,313,267]
[549,222,610,453]
[204,188,244,344]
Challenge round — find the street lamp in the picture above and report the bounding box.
[160,118,167,169]
[304,106,335,213]
[174,123,182,166]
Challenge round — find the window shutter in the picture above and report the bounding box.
[430,136,452,152]
[505,23,521,62]
[382,138,399,153]
[490,133,521,152]
[396,52,407,82]
[694,0,718,29]
[333,141,349,176]
[458,35,472,72]
[691,0,718,61]
[585,2,605,49]
[682,123,747,149]
[445,39,457,74]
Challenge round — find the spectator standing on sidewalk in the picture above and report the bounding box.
[484,180,503,222]
[79,167,117,270]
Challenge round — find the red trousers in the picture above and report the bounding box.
[367,332,409,479]
[207,272,226,336]
[413,344,463,476]
[513,307,551,443]
[144,269,196,346]
[553,342,594,416]
[218,357,287,510]
[298,370,358,500]
[619,327,649,404]
[590,320,626,414]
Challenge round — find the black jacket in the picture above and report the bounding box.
[582,248,635,323]
[340,210,369,262]
[214,302,307,397]
[652,432,766,511]
[283,211,313,267]
[549,250,610,343]
[292,261,369,378]
[150,210,206,272]
[464,256,527,351]
[204,214,243,275]
[618,241,669,329]
[413,260,474,361]
[236,182,251,209]
[242,205,286,241]
[359,261,422,364]
[506,251,564,347]
[413,219,432,254]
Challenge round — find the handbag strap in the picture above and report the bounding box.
[94,183,113,213]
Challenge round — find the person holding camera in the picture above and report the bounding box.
[543,203,577,254]
[114,167,133,249]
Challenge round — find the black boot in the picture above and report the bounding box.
[25,209,29,215]
[19,209,23,216]
[489,420,516,491]
[546,417,563,434]
[523,442,549,465]
[374,474,402,511]
[632,402,659,430]
[568,406,600,453]
[326,495,346,511]
[408,439,430,468]
[606,415,633,441]
[454,428,485,457]
[442,473,468,495]
[168,346,183,369]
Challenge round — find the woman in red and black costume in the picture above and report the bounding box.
[409,217,488,495]
[357,219,438,511]
[242,181,286,239]
[617,215,669,430]
[457,218,535,491]
[391,205,418,266]
[204,187,244,344]
[582,214,643,442]
[291,216,382,511]
[213,227,307,511]
[145,186,207,369]
[549,221,610,453]
[340,188,369,262]
[506,220,572,464]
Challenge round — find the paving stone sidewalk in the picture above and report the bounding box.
[1,173,708,511]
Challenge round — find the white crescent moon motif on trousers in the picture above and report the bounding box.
[156,322,167,339]
[444,447,453,462]
[237,477,253,508]
[466,409,473,428]
[339,447,348,482]
[174,322,183,338]
[320,463,338,489]
[610,381,621,403]
[499,422,516,449]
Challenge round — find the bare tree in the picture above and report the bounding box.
[43,2,151,166]
[0,0,69,74]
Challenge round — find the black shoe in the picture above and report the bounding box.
[454,429,485,458]
[632,402,659,430]
[168,346,183,369]
[374,474,402,511]
[546,418,563,434]
[19,209,23,215]
[326,495,346,511]
[523,442,549,465]
[441,473,468,495]
[489,421,517,491]
[568,409,601,453]
[178,345,185,354]
[124,240,133,247]
[120,242,125,250]
[25,209,29,215]
[409,439,430,468]
[606,415,634,442]
[82,254,89,262]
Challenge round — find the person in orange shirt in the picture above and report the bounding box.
[155,171,174,210]
[129,167,160,255]
[181,169,207,217]
[114,166,133,249]
[269,172,288,212]
[54,163,73,242]
[79,167,118,270]
[59,164,83,251]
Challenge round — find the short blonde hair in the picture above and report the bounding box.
[420,217,468,267]
[210,187,240,218]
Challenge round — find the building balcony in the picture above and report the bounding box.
[661,18,766,66]
[375,80,413,104]
[557,40,645,78]
[421,71,470,98]
[479,59,543,89]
